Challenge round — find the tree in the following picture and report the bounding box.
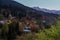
[0,14,4,20]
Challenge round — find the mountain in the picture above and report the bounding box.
[0,0,59,17]
[33,7,60,14]
[0,0,27,9]
[0,0,59,25]
[0,0,59,16]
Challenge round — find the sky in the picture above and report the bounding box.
[15,0,60,10]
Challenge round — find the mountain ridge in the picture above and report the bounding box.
[33,7,60,14]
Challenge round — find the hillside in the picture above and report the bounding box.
[0,0,60,40]
[0,0,59,23]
